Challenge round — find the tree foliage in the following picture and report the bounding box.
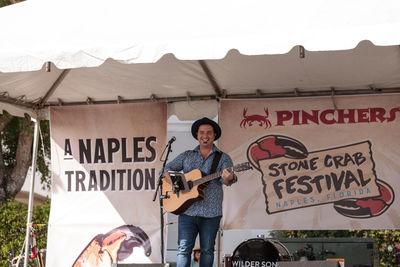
[0,199,50,266]
[37,119,51,189]
[0,111,51,203]
[0,0,23,8]
[271,229,400,266]
[0,0,11,7]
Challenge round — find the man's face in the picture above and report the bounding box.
[197,124,216,148]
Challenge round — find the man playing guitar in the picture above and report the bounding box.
[163,117,236,267]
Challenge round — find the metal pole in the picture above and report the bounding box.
[217,230,221,267]
[23,117,40,267]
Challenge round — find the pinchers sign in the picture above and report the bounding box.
[239,106,400,129]
[247,135,394,218]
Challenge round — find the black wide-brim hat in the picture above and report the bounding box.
[191,117,221,140]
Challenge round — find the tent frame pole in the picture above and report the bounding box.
[23,117,41,267]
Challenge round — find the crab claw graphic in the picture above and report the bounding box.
[247,135,308,170]
[113,225,151,261]
[73,225,151,267]
[333,179,395,218]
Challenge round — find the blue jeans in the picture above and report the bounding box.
[176,214,221,267]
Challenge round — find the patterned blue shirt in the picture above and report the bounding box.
[164,145,236,217]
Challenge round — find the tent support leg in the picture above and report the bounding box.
[217,229,222,266]
[23,117,41,267]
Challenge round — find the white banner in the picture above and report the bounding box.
[220,94,399,230]
[47,103,167,266]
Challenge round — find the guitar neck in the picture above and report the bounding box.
[192,167,233,187]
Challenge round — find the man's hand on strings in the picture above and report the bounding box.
[222,168,235,185]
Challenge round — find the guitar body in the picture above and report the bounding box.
[161,162,251,215]
[162,169,206,215]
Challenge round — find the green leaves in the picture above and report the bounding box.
[0,1,12,8]
[1,114,51,199]
[38,120,51,190]
[0,200,50,266]
[1,116,20,168]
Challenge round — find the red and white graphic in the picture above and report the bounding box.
[240,107,272,129]
[220,95,400,230]
[246,135,394,217]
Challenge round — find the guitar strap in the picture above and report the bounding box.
[210,150,222,175]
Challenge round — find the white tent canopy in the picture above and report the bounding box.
[1,1,400,265]
[1,0,400,120]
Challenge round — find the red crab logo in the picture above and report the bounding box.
[240,107,272,129]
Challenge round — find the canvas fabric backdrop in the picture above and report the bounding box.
[47,103,167,266]
[219,94,399,230]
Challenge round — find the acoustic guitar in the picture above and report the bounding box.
[162,162,251,215]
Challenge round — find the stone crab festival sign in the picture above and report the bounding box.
[219,95,399,230]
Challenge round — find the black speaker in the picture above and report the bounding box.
[277,261,340,267]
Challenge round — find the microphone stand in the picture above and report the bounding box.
[153,140,173,264]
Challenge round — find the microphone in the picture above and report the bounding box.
[168,136,176,145]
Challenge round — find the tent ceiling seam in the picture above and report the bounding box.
[38,69,71,108]
[198,60,222,98]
